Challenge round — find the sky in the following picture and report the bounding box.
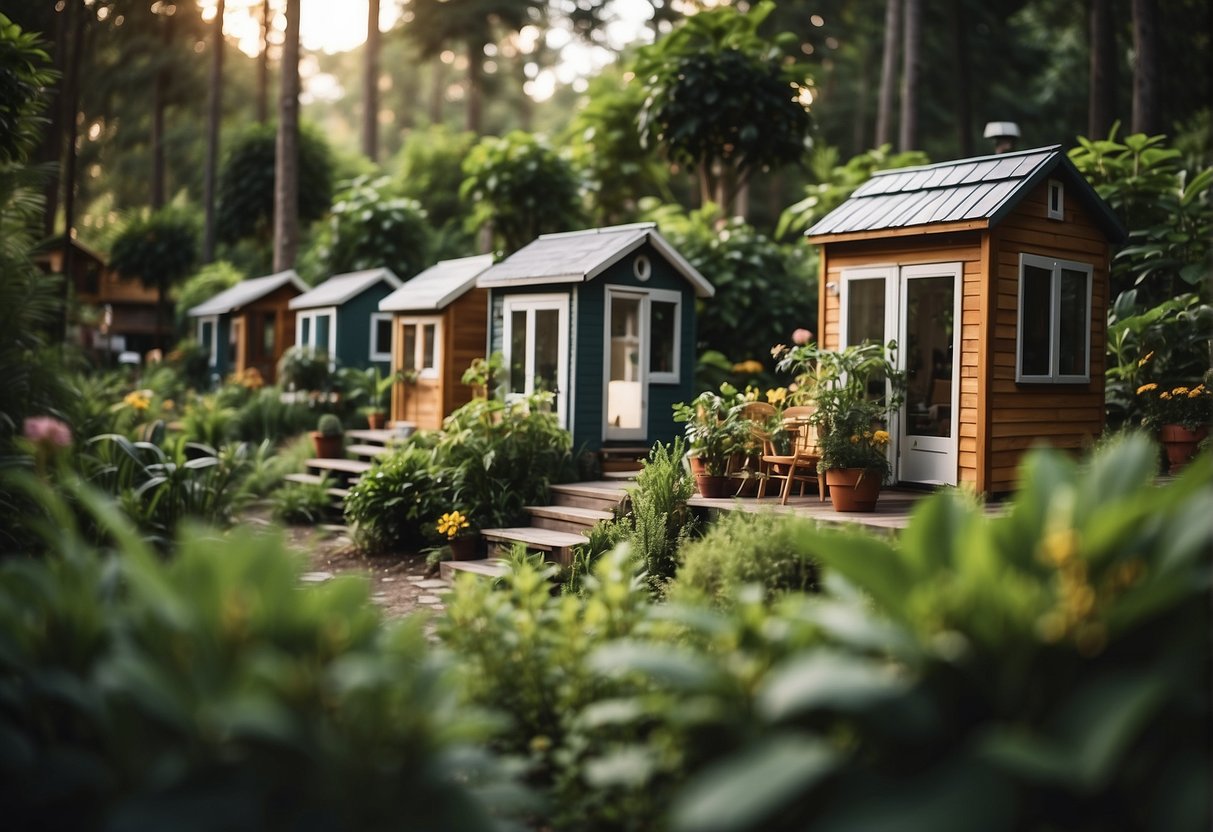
[201,0,654,101]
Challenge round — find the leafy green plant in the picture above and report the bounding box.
[672,389,750,476]
[0,476,516,830]
[316,413,343,437]
[239,434,314,497]
[307,174,434,280]
[232,386,317,443]
[179,395,238,447]
[670,511,818,608]
[344,445,442,553]
[277,345,333,392]
[271,476,333,524]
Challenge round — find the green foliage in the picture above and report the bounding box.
[344,445,443,553]
[173,260,243,326]
[646,202,816,367]
[394,125,478,258]
[672,388,751,476]
[216,122,334,245]
[239,434,314,498]
[270,477,333,524]
[316,413,343,437]
[277,345,334,391]
[626,438,697,592]
[179,396,237,447]
[305,174,434,281]
[461,130,585,253]
[0,481,513,829]
[0,12,56,165]
[671,512,818,608]
[338,365,394,413]
[109,207,199,294]
[635,1,812,210]
[232,387,319,444]
[776,143,931,239]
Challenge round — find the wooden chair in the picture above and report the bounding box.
[758,405,825,504]
[731,402,778,494]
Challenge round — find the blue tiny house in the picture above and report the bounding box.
[476,223,714,454]
[188,269,308,384]
[288,268,403,372]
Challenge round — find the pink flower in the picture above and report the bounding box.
[791,328,814,345]
[23,416,72,449]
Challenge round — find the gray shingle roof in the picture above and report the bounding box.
[806,145,1125,242]
[476,223,714,298]
[378,255,494,312]
[289,268,402,310]
[187,270,307,317]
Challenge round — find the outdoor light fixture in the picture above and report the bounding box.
[983,121,1021,154]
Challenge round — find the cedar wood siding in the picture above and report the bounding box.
[235,284,298,384]
[815,179,1110,494]
[818,230,985,488]
[987,181,1109,492]
[443,288,489,419]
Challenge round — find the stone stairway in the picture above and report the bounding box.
[441,480,631,582]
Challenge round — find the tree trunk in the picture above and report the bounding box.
[465,40,483,134]
[899,0,921,152]
[1088,0,1117,138]
[273,0,301,272]
[362,0,380,161]
[1130,0,1159,135]
[430,56,446,125]
[515,54,533,132]
[851,39,870,157]
[60,0,88,343]
[151,14,173,209]
[950,0,972,156]
[40,1,70,238]
[875,0,901,149]
[203,0,225,264]
[257,0,271,123]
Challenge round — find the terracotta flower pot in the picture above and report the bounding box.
[824,467,882,512]
[1159,424,1209,473]
[695,474,732,498]
[366,411,386,430]
[449,535,479,561]
[311,431,344,459]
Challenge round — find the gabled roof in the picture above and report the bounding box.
[289,267,403,310]
[379,255,494,313]
[806,145,1125,243]
[476,223,715,298]
[187,270,307,317]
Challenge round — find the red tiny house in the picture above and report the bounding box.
[808,147,1124,494]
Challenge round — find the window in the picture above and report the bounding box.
[295,308,336,362]
[647,289,681,383]
[369,313,392,362]
[502,295,569,427]
[397,318,441,378]
[1016,253,1092,383]
[1047,179,1064,220]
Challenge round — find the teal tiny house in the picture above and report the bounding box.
[288,268,403,372]
[188,269,307,384]
[476,223,714,454]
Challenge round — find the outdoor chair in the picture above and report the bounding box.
[758,404,825,505]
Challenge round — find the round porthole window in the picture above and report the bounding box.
[633,254,652,282]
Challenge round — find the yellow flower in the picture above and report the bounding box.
[872,430,890,446]
[1160,391,1172,400]
[1137,351,1154,367]
[123,391,150,411]
[1189,386,1206,398]
[1171,386,1189,396]
[437,511,470,540]
[162,399,175,412]
[770,344,787,358]
[732,359,764,375]
[850,434,860,444]
[1136,383,1157,395]
[765,387,787,406]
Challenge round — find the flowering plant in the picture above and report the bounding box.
[775,339,905,475]
[1134,353,1212,431]
[436,510,474,540]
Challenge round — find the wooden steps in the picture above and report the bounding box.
[346,443,390,460]
[525,504,614,534]
[284,472,326,487]
[440,558,509,582]
[549,481,630,513]
[479,527,588,566]
[305,457,373,476]
[599,445,649,473]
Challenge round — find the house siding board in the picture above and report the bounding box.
[336,284,393,370]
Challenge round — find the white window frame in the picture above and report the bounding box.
[646,287,682,385]
[502,294,569,428]
[396,316,442,380]
[196,315,219,368]
[369,312,393,363]
[1016,253,1093,384]
[1047,179,1065,221]
[295,307,337,367]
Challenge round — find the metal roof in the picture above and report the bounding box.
[187,270,307,317]
[289,267,402,310]
[476,223,715,298]
[378,255,495,312]
[806,145,1125,242]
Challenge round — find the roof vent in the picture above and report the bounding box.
[983,121,1021,154]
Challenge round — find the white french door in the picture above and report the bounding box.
[502,295,569,427]
[840,263,961,486]
[604,289,647,441]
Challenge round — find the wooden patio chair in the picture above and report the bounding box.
[732,402,777,494]
[758,404,825,505]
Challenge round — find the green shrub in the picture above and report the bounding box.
[239,434,314,498]
[317,412,343,437]
[344,445,442,553]
[179,395,238,446]
[271,477,333,525]
[232,387,318,443]
[278,345,333,392]
[670,511,818,607]
[0,479,515,829]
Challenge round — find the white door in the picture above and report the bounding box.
[604,289,647,441]
[840,263,960,486]
[503,295,569,427]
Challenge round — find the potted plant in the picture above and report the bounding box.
[1136,371,1211,472]
[777,339,905,512]
[311,414,344,458]
[340,366,396,430]
[673,387,750,498]
[437,509,478,560]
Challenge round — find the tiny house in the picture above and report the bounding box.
[187,269,307,385]
[378,255,494,429]
[288,268,403,372]
[807,145,1125,493]
[476,223,714,454]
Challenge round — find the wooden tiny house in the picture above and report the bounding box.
[476,224,714,455]
[187,270,307,385]
[807,145,1125,494]
[289,268,403,372]
[378,255,494,430]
